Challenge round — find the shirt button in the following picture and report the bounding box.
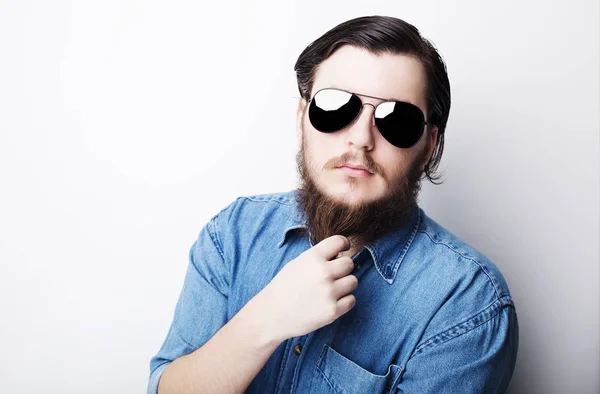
[293,344,302,355]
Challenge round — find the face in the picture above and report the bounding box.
[295,45,439,249]
[296,45,438,206]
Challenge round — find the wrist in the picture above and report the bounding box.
[240,292,287,347]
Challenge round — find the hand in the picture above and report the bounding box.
[254,235,359,341]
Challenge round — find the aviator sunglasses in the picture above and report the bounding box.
[307,88,429,149]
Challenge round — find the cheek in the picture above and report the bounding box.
[375,147,411,181]
[304,129,338,165]
[301,135,324,177]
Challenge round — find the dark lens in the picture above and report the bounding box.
[308,89,362,133]
[374,101,425,148]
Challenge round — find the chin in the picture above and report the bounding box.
[322,180,385,206]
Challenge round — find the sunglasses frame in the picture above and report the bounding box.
[307,87,430,149]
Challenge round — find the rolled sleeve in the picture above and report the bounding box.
[147,362,170,394]
[147,215,231,394]
[397,300,519,393]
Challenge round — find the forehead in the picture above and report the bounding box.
[311,45,427,109]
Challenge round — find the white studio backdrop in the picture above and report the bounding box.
[0,1,598,393]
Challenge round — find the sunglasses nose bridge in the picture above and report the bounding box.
[344,102,377,151]
[360,102,377,125]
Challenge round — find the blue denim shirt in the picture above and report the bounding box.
[148,190,518,393]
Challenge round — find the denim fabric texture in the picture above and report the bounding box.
[148,190,519,394]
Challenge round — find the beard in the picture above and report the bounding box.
[295,136,430,250]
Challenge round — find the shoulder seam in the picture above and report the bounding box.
[418,227,504,298]
[240,194,294,206]
[409,295,515,360]
[206,198,243,261]
[207,216,226,261]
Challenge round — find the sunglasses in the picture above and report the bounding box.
[307,88,429,149]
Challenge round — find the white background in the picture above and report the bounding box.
[0,1,598,393]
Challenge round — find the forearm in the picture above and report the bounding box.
[157,294,284,394]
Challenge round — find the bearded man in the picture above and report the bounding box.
[148,15,519,394]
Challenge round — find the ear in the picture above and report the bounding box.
[295,98,307,148]
[424,126,439,165]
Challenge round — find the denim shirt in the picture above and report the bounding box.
[148,190,518,394]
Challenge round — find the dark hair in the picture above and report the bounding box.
[294,16,451,184]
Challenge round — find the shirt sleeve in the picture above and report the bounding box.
[147,214,231,394]
[396,302,519,393]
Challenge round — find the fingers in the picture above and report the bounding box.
[312,235,350,261]
[336,293,356,316]
[328,256,355,279]
[332,274,359,299]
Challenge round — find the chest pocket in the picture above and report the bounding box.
[316,344,402,394]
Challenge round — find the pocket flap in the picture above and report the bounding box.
[316,344,402,394]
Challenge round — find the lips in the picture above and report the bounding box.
[335,164,374,178]
[338,163,373,174]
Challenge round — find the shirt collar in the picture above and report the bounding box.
[277,191,422,285]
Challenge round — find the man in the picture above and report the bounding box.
[148,15,519,394]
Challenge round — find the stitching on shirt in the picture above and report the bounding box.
[317,367,342,394]
[175,330,197,350]
[390,208,422,280]
[241,193,294,205]
[273,340,292,394]
[206,198,244,293]
[206,197,243,262]
[207,216,226,261]
[410,295,514,358]
[367,208,421,284]
[315,345,344,394]
[417,227,504,299]
[239,193,303,248]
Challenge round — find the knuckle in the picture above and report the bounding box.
[349,295,356,307]
[321,264,334,279]
[328,303,338,319]
[326,284,337,299]
[345,258,355,269]
[337,256,349,266]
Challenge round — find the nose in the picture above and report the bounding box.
[345,103,376,151]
